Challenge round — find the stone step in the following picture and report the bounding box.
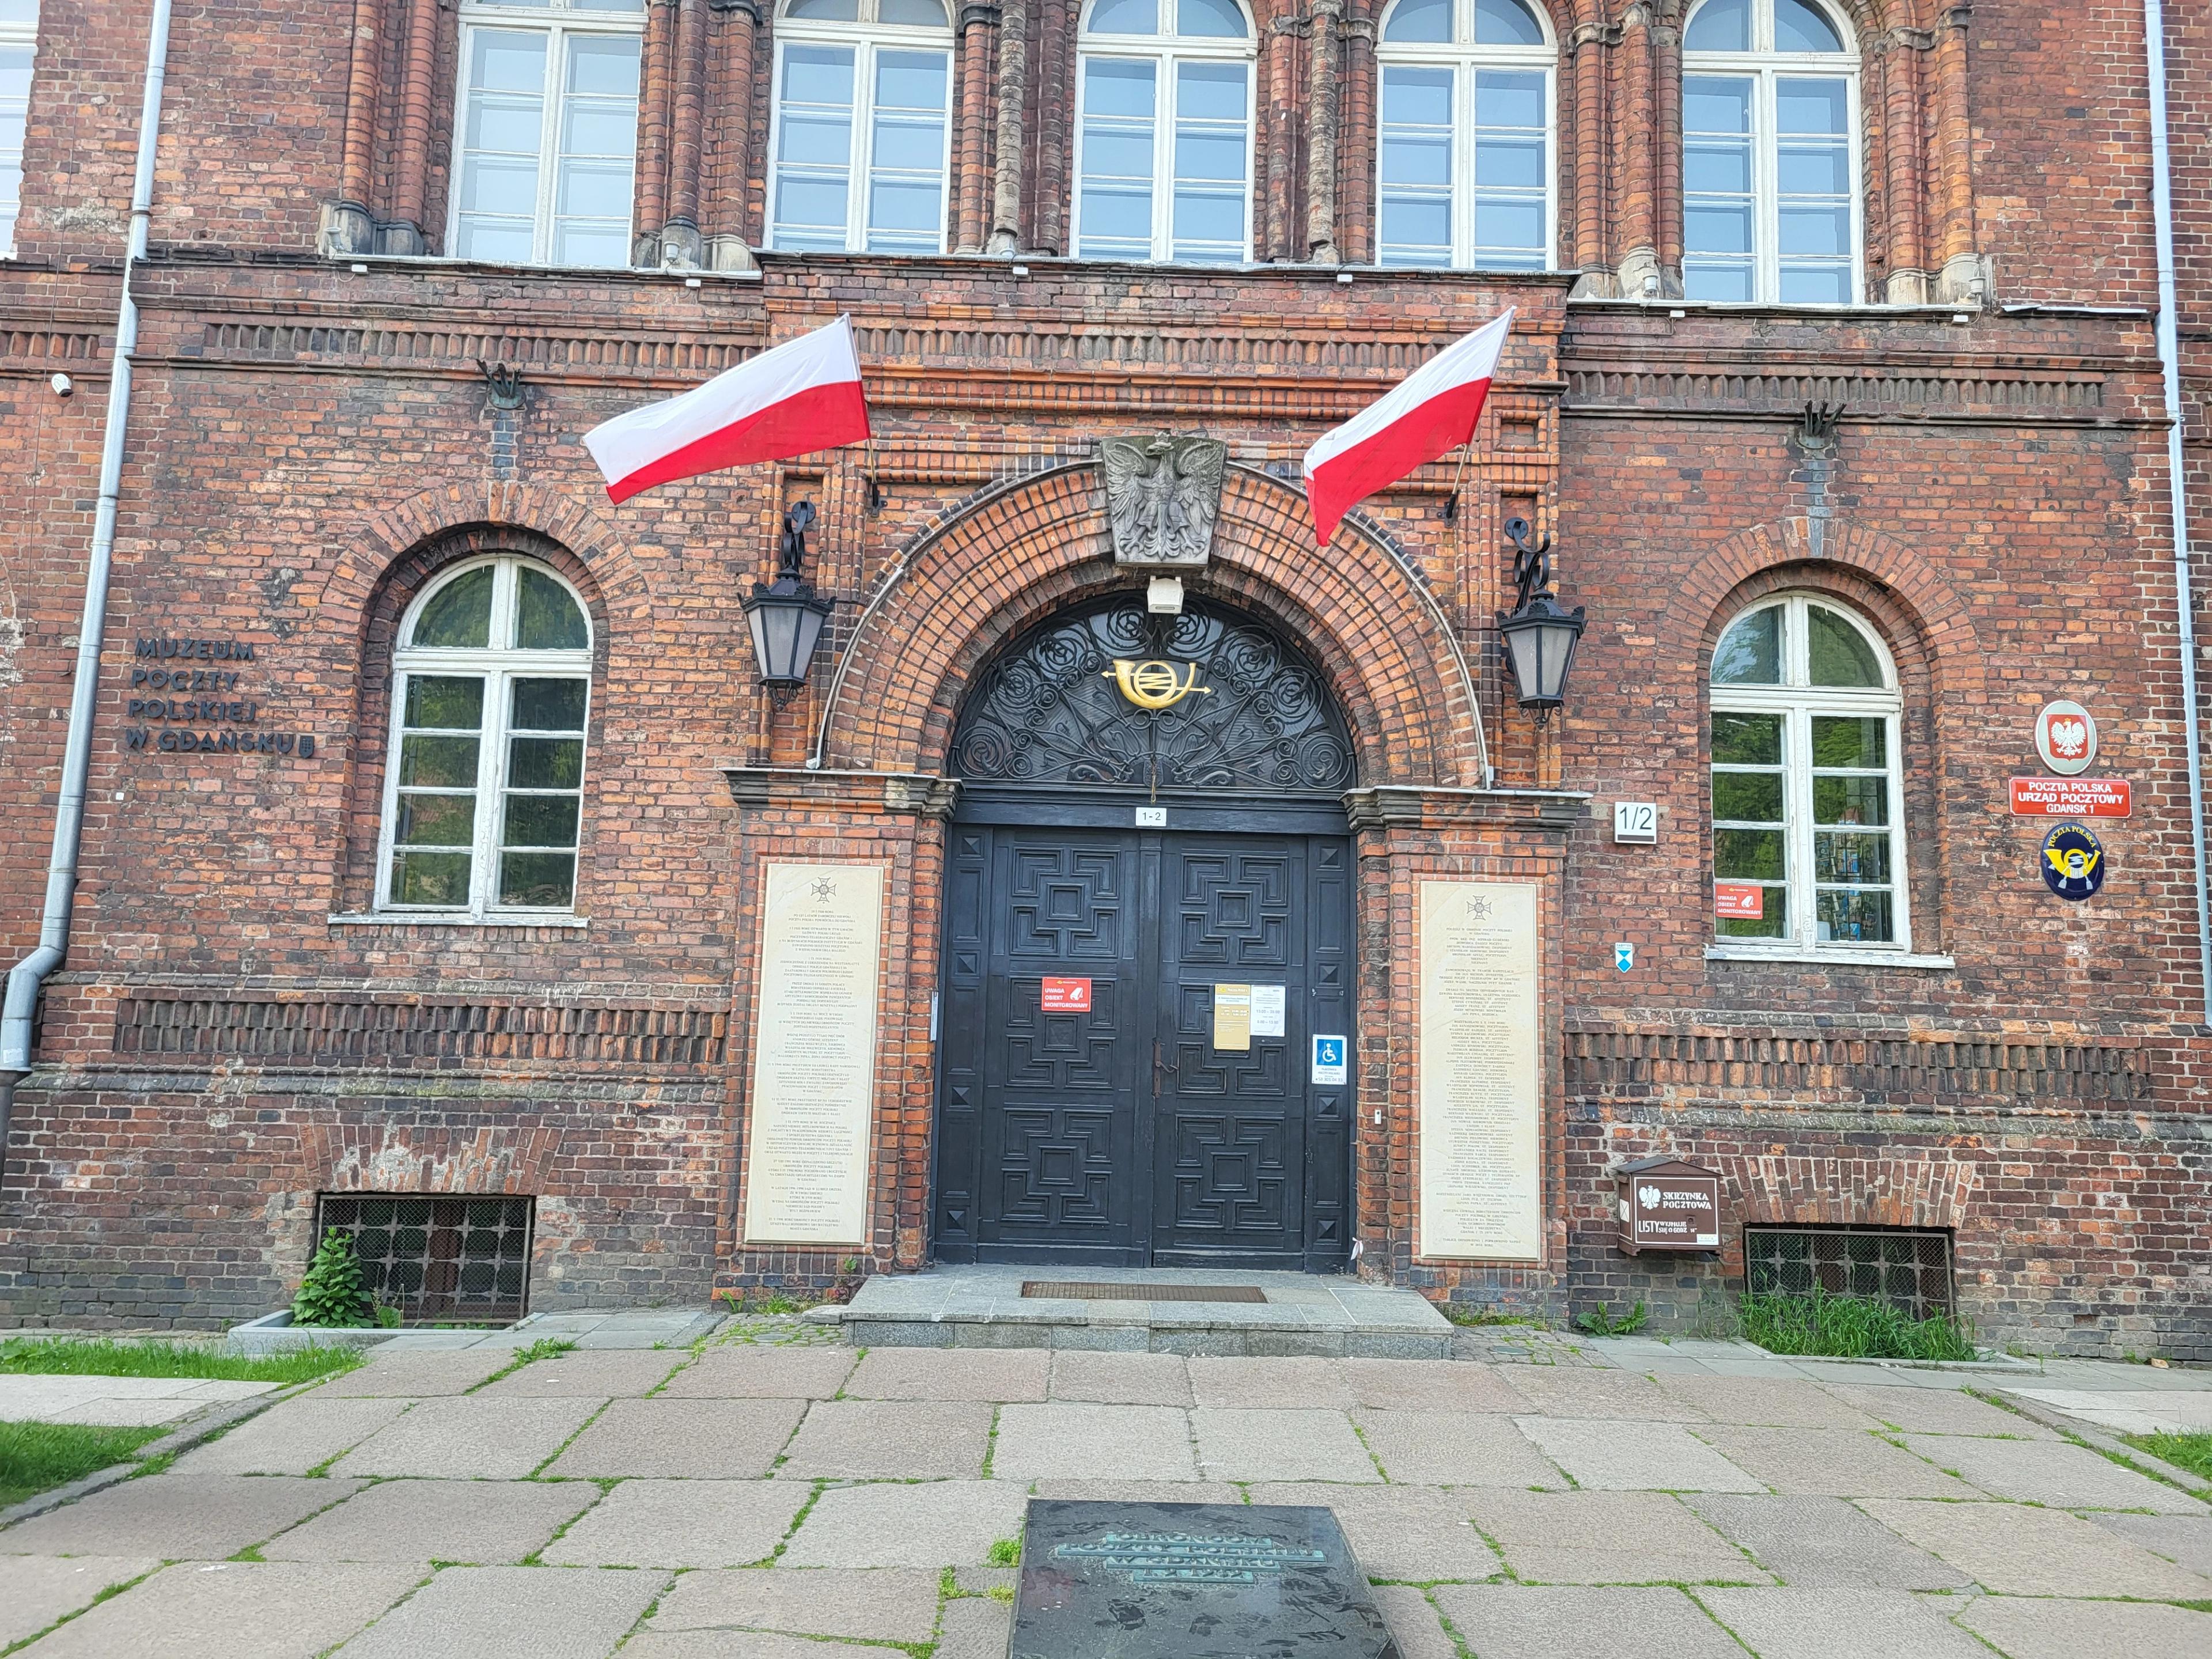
[813,1266,1455,1359]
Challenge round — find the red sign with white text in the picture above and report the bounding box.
[1041,977,1092,1013]
[2010,777,2130,818]
[1713,883,1765,919]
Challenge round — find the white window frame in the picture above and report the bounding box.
[767,0,957,255]
[0,0,37,257]
[1071,0,1257,266]
[377,556,595,921]
[1709,594,1911,956]
[1681,0,1862,305]
[1373,0,1556,271]
[448,0,646,268]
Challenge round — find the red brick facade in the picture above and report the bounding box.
[0,0,2206,1357]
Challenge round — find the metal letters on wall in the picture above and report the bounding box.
[950,600,1355,793]
[1100,434,1229,569]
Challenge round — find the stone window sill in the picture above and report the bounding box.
[328,912,589,930]
[1706,944,1955,971]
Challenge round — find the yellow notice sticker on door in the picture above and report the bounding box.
[1213,983,1252,1051]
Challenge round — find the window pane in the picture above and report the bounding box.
[1715,827,1786,880]
[1686,203,1752,254]
[1712,607,1780,683]
[1778,263,1852,304]
[456,217,538,262]
[1177,0,1247,37]
[1475,0,1545,46]
[503,793,582,847]
[1807,606,1883,685]
[1684,0,1748,51]
[1383,66,1451,130]
[510,735,585,789]
[515,569,589,651]
[1684,77,1751,134]
[1475,135,1544,191]
[1775,0,1846,54]
[1815,831,1891,884]
[1382,0,1450,43]
[869,50,949,251]
[878,0,949,22]
[1778,77,1847,135]
[499,852,577,908]
[404,675,487,730]
[1475,71,1544,130]
[1088,0,1157,32]
[775,44,856,248]
[391,851,474,908]
[1078,57,1156,257]
[1719,889,1787,939]
[1817,888,1893,944]
[1380,67,1452,266]
[783,42,857,107]
[1812,774,1888,827]
[396,793,477,846]
[876,47,947,109]
[1810,715,1886,768]
[1686,142,1751,195]
[787,0,860,17]
[1712,771,1783,822]
[1176,59,1245,122]
[1711,711,1783,766]
[1472,199,1544,256]
[512,677,589,732]
[1777,143,1850,196]
[1383,130,1450,190]
[471,29,549,93]
[1084,55,1156,118]
[1778,204,1848,256]
[1379,196,1451,264]
[457,31,547,261]
[1684,260,1753,301]
[412,567,496,647]
[400,733,482,789]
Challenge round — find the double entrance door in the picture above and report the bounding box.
[933,810,1354,1270]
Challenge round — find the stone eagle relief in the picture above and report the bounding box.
[1100,434,1229,569]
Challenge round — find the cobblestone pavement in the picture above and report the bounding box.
[2,1321,2207,1657]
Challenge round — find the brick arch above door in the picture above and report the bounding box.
[815,460,1488,787]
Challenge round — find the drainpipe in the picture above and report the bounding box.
[0,0,175,1177]
[2144,0,2212,1026]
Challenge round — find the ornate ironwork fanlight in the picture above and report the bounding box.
[743,501,834,688]
[1497,516,1585,717]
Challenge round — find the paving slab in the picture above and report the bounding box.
[1342,1359,1524,1413]
[1028,1479,1244,1505]
[1352,1409,1563,1487]
[1498,1366,1708,1421]
[1694,1586,1989,1658]
[2088,1511,2212,1575]
[1656,1376,1884,1429]
[1820,1385,2054,1438]
[1191,1406,1381,1482]
[779,1479,1028,1568]
[1431,1585,1743,1658]
[1903,1432,2210,1512]
[541,1479,810,1567]
[12,1560,422,1659]
[1695,1426,1976,1499]
[1464,1490,1770,1585]
[0,1554,163,1647]
[314,1351,514,1397]
[478,1351,688,1397]
[647,1567,941,1641]
[988,1403,1198,1482]
[547,1396,807,1479]
[619,1635,906,1659]
[657,1346,857,1399]
[1369,1585,1460,1659]
[1248,1482,1502,1582]
[1514,1417,1764,1492]
[260,1476,596,1565]
[936,1593,1013,1659]
[1684,1494,1972,1589]
[1188,1357,1360,1409]
[34,1397,211,1426]
[175,1396,415,1476]
[2001,1387,2212,1436]
[1859,1499,2212,1599]
[1047,1351,1192,1405]
[330,1396,603,1479]
[0,1473,359,1559]
[1951,1594,2212,1659]
[844,1348,1050,1402]
[331,1564,667,1659]
[774,1399,994,1479]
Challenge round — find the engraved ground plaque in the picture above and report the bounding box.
[1012,1500,1400,1659]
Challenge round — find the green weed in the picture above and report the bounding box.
[987,1536,1022,1568]
[1575,1300,1650,1337]
[0,1421,168,1507]
[2124,1431,2212,1483]
[1737,1288,1976,1362]
[0,1338,360,1385]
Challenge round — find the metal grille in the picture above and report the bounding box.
[1022,1281,1267,1304]
[313,1194,534,1324]
[1743,1225,1955,1320]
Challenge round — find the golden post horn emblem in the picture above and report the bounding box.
[1104,658,1210,710]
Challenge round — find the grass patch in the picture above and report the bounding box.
[1737,1289,1976,1362]
[987,1536,1022,1568]
[0,1420,169,1508]
[1575,1300,1650,1337]
[0,1338,361,1385]
[1438,1305,1541,1329]
[2124,1431,2212,1483]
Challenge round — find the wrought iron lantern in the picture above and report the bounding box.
[743,501,834,688]
[1497,516,1585,716]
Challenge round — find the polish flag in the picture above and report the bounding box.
[1302,308,1514,546]
[584,315,872,505]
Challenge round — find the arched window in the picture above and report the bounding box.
[1073,0,1255,265]
[1709,595,1908,950]
[379,557,594,916]
[1681,0,1859,304]
[0,1,39,256]
[769,0,955,255]
[1374,0,1555,270]
[450,0,645,268]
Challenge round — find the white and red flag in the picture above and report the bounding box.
[1301,308,1514,546]
[584,315,872,505]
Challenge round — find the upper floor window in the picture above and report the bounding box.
[1681,0,1859,304]
[0,0,37,255]
[1074,0,1254,265]
[770,0,954,255]
[451,0,644,269]
[381,557,593,917]
[1375,0,1554,270]
[1710,595,1908,952]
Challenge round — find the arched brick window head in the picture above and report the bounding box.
[378,557,595,918]
[1681,0,1861,305]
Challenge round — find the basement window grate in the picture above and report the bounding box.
[1743,1225,1955,1320]
[313,1194,533,1324]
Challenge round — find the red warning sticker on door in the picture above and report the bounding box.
[1713,883,1765,919]
[1041,977,1092,1012]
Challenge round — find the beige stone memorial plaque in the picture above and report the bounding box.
[743,862,886,1245]
[1416,880,1541,1260]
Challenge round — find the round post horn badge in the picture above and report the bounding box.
[2040,822,2107,901]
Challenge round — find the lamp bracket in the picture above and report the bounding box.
[778,499,817,582]
[1504,516,1556,611]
